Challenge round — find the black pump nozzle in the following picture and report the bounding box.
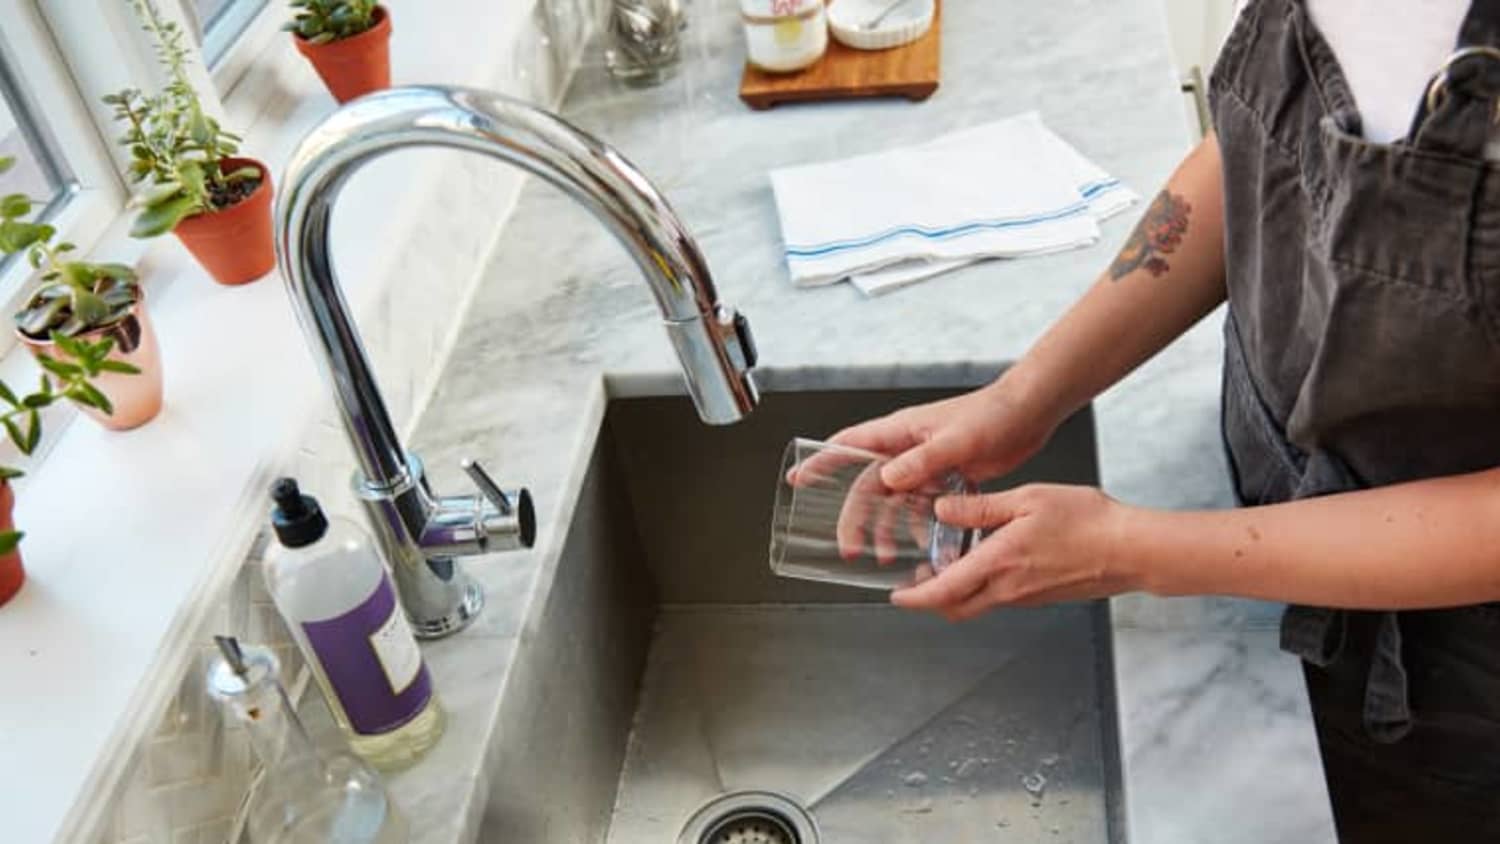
[270,477,329,549]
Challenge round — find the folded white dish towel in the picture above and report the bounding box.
[769,112,1138,295]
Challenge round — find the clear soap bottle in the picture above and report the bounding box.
[207,636,409,844]
[264,478,443,770]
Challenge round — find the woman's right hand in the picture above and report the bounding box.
[829,380,1062,493]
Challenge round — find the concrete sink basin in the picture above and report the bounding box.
[480,386,1123,843]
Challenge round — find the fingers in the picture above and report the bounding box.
[890,549,991,611]
[943,584,1006,622]
[835,460,886,560]
[880,427,969,491]
[787,443,863,488]
[934,488,1022,529]
[828,413,919,457]
[872,494,900,565]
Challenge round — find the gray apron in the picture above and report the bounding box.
[1211,0,1500,836]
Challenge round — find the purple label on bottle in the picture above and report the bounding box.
[302,576,433,735]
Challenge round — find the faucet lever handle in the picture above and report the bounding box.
[461,458,512,515]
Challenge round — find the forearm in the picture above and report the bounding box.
[1000,134,1228,424]
[1129,468,1500,608]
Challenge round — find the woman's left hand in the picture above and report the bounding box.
[892,484,1143,620]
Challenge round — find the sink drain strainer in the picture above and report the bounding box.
[677,791,820,844]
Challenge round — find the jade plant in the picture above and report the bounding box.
[0,159,141,340]
[286,0,380,43]
[105,0,259,238]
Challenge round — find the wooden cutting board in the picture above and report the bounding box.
[739,1,941,110]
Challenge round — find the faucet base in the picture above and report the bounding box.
[410,573,485,639]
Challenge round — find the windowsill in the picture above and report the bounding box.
[0,1,556,840]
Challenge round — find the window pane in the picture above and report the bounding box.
[195,0,236,30]
[0,85,62,207]
[199,0,269,67]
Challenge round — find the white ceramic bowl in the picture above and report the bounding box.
[827,0,935,51]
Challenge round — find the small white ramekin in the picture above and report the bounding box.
[827,0,935,51]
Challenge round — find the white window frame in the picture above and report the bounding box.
[198,0,283,97]
[39,0,282,176]
[0,0,126,352]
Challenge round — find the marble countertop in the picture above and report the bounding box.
[388,1,1338,841]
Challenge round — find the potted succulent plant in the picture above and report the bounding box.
[0,158,163,430]
[287,0,393,103]
[0,316,138,608]
[106,0,275,286]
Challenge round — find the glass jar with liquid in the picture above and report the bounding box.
[207,638,409,844]
[741,0,828,73]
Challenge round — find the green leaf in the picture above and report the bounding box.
[222,166,260,184]
[178,160,207,199]
[0,193,32,218]
[69,289,108,327]
[69,381,113,415]
[130,193,198,238]
[0,381,17,409]
[23,410,39,453]
[0,157,13,175]
[50,332,84,359]
[138,180,185,206]
[96,360,141,375]
[96,263,139,283]
[20,392,52,409]
[189,113,213,148]
[15,297,65,338]
[3,417,28,455]
[35,354,81,379]
[0,221,53,254]
[0,530,24,556]
[0,467,24,482]
[60,260,95,288]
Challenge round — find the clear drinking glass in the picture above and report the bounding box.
[605,0,686,86]
[770,438,975,590]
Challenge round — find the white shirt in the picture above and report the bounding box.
[1233,1,1497,157]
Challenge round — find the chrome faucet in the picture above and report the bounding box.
[275,86,759,638]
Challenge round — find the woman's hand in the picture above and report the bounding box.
[892,483,1143,620]
[829,381,1062,493]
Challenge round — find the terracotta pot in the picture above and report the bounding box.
[294,6,393,104]
[172,157,276,286]
[19,295,164,431]
[0,482,21,608]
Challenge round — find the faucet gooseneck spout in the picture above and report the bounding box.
[276,86,759,638]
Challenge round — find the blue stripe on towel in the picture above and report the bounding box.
[785,200,1092,260]
[1079,178,1120,198]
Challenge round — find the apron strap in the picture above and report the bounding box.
[1408,1,1500,156]
[1364,612,1414,743]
